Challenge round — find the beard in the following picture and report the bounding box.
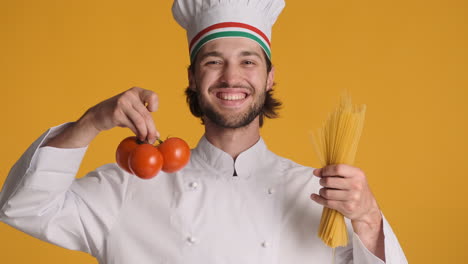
[197,85,267,129]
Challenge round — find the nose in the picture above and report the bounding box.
[219,63,241,87]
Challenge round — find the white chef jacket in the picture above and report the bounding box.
[0,123,407,264]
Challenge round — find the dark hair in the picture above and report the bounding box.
[185,55,282,127]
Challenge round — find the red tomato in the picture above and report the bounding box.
[157,137,191,173]
[115,136,139,174]
[128,144,164,179]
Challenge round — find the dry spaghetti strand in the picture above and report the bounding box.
[312,93,366,248]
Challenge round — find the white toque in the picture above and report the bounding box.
[172,0,285,62]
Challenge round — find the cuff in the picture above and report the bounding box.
[23,123,88,190]
[23,146,87,190]
[352,213,408,264]
[352,231,385,264]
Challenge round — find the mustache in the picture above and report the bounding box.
[208,83,253,92]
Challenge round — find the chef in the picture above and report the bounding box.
[0,0,407,263]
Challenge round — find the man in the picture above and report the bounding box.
[0,0,407,263]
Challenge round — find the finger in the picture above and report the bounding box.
[132,88,160,141]
[139,89,159,112]
[313,168,322,177]
[321,164,364,178]
[319,188,349,201]
[117,118,139,137]
[310,193,340,210]
[125,88,159,142]
[123,106,148,142]
[319,176,349,190]
[112,103,140,137]
[132,102,160,143]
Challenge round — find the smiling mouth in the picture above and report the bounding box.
[216,92,248,101]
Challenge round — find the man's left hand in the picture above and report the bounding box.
[311,164,385,260]
[311,164,381,225]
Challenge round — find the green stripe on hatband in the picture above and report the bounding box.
[190,31,271,62]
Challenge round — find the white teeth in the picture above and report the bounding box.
[220,94,246,100]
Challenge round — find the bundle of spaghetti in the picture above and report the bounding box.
[312,93,366,248]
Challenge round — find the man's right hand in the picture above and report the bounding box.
[45,87,159,148]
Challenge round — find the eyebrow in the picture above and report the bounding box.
[198,51,222,62]
[240,50,263,59]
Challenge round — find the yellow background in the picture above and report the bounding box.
[1,0,467,263]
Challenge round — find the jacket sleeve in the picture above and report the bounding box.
[354,214,407,264]
[0,123,131,257]
[335,213,408,264]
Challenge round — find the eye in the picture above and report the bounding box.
[205,60,222,65]
[242,60,256,66]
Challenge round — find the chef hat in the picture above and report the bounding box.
[172,0,285,62]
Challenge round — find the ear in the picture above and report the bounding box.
[188,67,196,91]
[266,66,275,91]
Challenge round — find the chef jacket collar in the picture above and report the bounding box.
[193,135,269,178]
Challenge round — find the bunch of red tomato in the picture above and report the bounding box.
[116,136,191,179]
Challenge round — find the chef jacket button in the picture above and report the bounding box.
[261,241,269,248]
[268,188,275,194]
[189,182,199,189]
[187,236,197,244]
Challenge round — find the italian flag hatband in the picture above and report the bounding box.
[189,22,272,62]
[172,0,285,63]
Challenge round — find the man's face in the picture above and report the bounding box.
[189,38,275,129]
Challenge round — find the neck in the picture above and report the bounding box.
[204,117,261,159]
